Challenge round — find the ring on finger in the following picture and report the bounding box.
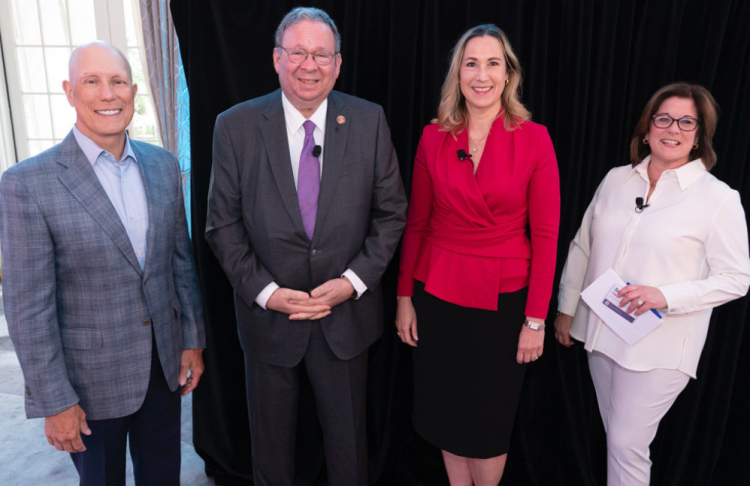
[531,354,539,361]
[637,299,644,306]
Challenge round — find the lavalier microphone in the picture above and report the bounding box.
[457,149,472,161]
[635,197,650,213]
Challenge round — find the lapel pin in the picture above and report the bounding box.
[337,115,345,124]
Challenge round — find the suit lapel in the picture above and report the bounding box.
[260,91,308,237]
[313,92,348,243]
[56,132,143,275]
[131,142,166,282]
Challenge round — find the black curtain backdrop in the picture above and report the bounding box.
[171,1,750,484]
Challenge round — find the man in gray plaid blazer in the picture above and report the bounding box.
[0,42,205,485]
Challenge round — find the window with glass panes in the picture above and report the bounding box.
[0,0,162,162]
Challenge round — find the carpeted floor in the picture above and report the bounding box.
[0,286,215,486]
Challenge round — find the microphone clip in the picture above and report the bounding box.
[635,197,649,213]
[457,149,473,161]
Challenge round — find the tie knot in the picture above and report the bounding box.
[303,120,315,136]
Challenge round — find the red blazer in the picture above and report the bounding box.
[397,116,560,317]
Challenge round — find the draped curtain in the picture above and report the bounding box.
[139,0,192,230]
[172,1,750,484]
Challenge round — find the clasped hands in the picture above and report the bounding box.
[267,277,354,320]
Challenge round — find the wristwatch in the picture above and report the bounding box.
[524,320,546,331]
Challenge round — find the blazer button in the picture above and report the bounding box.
[25,385,31,396]
[143,279,148,285]
[143,319,151,326]
[311,249,318,256]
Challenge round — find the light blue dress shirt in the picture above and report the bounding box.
[72,126,149,269]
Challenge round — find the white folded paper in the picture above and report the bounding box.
[581,268,663,346]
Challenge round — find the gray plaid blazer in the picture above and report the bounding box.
[0,131,205,420]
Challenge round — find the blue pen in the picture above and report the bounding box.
[626,282,662,318]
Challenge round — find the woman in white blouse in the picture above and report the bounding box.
[555,82,750,485]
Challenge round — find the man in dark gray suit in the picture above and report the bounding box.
[205,7,407,486]
[0,42,205,485]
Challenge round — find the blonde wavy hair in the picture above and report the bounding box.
[433,24,530,133]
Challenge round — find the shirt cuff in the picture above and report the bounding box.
[557,286,581,316]
[256,282,280,310]
[342,269,367,299]
[657,283,692,315]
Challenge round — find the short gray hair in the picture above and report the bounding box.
[274,7,341,53]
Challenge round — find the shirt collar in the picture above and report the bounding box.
[72,125,137,166]
[281,91,328,137]
[626,155,707,191]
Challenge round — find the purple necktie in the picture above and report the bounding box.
[298,120,320,239]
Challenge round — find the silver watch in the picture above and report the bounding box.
[524,320,546,331]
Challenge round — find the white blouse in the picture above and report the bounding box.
[558,157,750,378]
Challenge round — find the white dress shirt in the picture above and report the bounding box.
[282,91,327,185]
[255,93,367,309]
[558,157,750,378]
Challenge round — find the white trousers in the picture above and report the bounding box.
[588,351,690,486]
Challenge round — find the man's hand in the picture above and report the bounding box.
[45,404,91,453]
[294,278,355,319]
[179,349,204,396]
[267,287,331,320]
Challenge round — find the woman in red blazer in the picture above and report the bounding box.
[396,24,560,485]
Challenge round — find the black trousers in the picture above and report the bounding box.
[244,321,369,486]
[70,333,181,486]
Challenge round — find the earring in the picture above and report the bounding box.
[505,78,509,85]
[693,142,699,149]
[643,137,649,145]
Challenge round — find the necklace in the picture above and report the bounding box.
[646,162,660,188]
[468,130,490,152]
[647,171,659,188]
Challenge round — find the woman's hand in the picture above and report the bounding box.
[554,313,575,347]
[517,321,544,363]
[617,284,667,316]
[395,296,418,347]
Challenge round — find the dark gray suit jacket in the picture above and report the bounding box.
[206,90,407,367]
[0,132,205,420]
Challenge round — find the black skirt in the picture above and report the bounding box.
[412,280,528,459]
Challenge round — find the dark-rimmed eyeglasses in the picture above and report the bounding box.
[651,114,701,132]
[277,46,337,66]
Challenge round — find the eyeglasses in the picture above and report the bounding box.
[277,46,337,66]
[651,114,701,132]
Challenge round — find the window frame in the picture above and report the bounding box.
[0,35,17,170]
[0,0,161,164]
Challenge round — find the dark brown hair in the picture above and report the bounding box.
[630,82,720,170]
